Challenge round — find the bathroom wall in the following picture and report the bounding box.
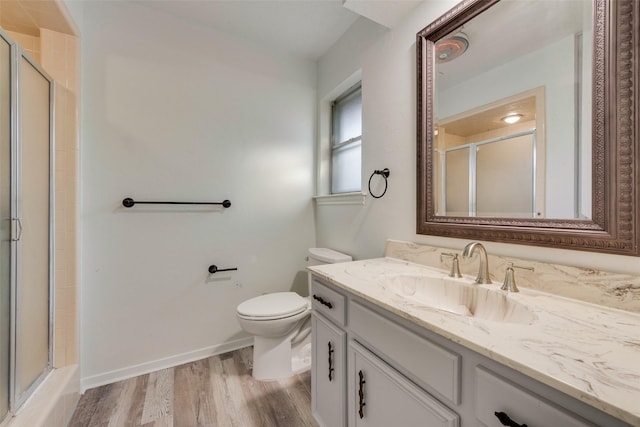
[315,0,640,276]
[78,1,317,389]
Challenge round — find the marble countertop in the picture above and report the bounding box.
[308,257,640,426]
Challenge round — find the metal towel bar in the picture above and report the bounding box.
[122,198,231,208]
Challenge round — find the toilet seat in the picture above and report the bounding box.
[237,292,309,320]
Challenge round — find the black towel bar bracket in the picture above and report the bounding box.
[122,198,231,208]
[209,265,238,274]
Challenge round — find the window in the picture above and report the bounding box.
[331,83,362,194]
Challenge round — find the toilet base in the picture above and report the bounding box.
[292,341,312,374]
[251,334,311,381]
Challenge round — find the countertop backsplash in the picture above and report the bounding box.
[385,240,640,313]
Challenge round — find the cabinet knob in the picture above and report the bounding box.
[313,294,333,309]
[495,411,528,427]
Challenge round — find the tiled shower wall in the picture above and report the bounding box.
[41,27,79,369]
[5,31,39,62]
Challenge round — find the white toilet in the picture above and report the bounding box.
[236,248,352,381]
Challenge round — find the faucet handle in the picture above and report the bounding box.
[500,262,534,292]
[440,252,462,278]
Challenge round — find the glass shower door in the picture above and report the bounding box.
[0,31,53,416]
[0,33,12,423]
[476,134,535,218]
[14,52,52,407]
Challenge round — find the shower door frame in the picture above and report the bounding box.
[0,31,12,426]
[4,28,55,415]
[440,129,538,218]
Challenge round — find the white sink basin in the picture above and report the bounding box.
[386,274,536,324]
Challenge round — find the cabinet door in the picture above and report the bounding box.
[312,313,346,427]
[348,341,459,427]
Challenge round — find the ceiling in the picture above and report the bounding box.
[440,96,536,138]
[137,0,421,60]
[436,0,588,90]
[0,0,423,60]
[0,0,76,36]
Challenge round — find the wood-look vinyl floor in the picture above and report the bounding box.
[69,347,318,427]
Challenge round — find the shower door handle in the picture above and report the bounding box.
[11,218,22,241]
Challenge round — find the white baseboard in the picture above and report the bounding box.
[80,337,253,392]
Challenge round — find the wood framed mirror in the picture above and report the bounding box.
[416,0,639,255]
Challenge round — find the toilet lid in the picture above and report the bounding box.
[237,292,308,318]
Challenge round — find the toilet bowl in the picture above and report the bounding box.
[236,248,351,381]
[237,292,312,380]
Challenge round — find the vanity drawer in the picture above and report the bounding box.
[311,278,346,326]
[474,366,595,427]
[349,300,461,405]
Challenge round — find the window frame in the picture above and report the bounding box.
[330,82,362,194]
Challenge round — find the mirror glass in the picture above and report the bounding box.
[417,0,640,255]
[433,0,592,220]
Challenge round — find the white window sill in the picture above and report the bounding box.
[314,192,366,206]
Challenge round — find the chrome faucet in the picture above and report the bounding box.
[461,242,492,284]
[501,262,535,293]
[440,252,462,278]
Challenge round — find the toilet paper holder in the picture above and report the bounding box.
[208,265,238,274]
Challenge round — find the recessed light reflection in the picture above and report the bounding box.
[502,114,523,124]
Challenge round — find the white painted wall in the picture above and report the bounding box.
[79,2,316,388]
[315,0,640,274]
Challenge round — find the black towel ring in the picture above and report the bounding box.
[368,168,390,199]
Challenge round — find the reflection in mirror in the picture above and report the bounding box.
[433,0,592,220]
[416,0,640,255]
[435,89,545,218]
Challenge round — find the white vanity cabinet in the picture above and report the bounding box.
[474,367,596,427]
[311,277,457,427]
[311,313,346,427]
[310,275,632,427]
[311,280,347,427]
[348,341,458,427]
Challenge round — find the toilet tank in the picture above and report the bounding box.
[307,248,352,266]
